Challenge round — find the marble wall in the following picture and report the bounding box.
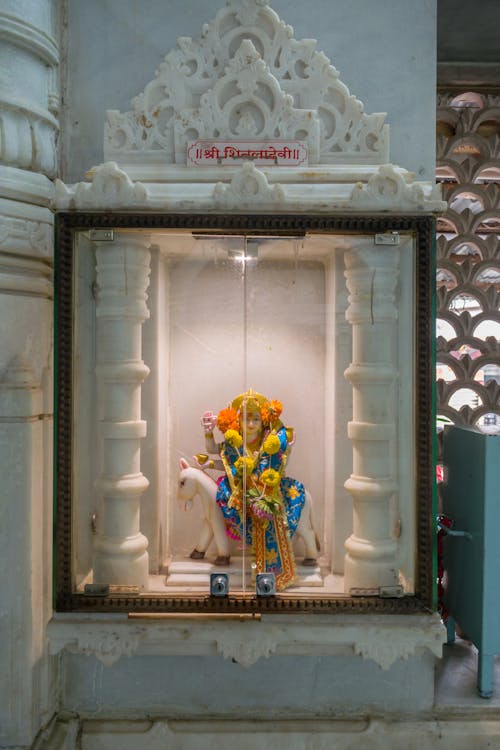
[0,0,59,746]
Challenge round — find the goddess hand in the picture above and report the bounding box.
[194,453,215,470]
[201,410,217,433]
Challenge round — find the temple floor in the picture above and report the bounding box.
[436,636,500,708]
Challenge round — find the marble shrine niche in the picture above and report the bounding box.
[54,0,443,613]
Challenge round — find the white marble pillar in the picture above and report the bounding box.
[93,232,151,589]
[343,241,400,592]
[0,0,59,746]
[0,0,59,178]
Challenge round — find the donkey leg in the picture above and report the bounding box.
[214,555,231,566]
[190,519,213,559]
[297,519,318,565]
[298,493,319,564]
[209,505,231,562]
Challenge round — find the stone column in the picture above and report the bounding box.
[93,232,151,589]
[343,241,400,592]
[0,0,59,746]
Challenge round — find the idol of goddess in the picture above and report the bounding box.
[198,390,312,591]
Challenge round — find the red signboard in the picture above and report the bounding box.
[187,140,308,167]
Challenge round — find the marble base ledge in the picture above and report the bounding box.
[48,613,445,669]
[37,716,500,750]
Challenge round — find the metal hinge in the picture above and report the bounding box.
[89,229,114,241]
[375,231,400,245]
[380,585,405,598]
[84,583,109,596]
[83,583,140,596]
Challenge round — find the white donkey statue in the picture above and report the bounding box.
[178,458,319,566]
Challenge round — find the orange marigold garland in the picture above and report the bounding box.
[261,399,283,426]
[217,407,239,433]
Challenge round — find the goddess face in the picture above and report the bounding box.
[242,409,263,443]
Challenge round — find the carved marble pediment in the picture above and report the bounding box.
[104,0,389,167]
[55,159,445,213]
[174,39,320,163]
[56,0,444,214]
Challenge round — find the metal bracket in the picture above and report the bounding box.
[375,231,400,245]
[350,587,378,597]
[89,229,114,242]
[379,585,405,598]
[84,583,109,596]
[83,583,140,596]
[350,585,405,598]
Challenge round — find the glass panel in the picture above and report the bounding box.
[164,235,247,593]
[71,232,343,596]
[164,235,336,594]
[243,237,327,591]
[58,219,430,612]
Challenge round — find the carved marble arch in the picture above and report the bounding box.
[104,0,389,166]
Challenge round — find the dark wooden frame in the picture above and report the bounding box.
[54,211,436,614]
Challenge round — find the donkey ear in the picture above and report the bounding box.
[179,457,190,470]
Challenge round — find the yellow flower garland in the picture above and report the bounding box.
[263,433,281,455]
[260,468,280,487]
[224,429,243,448]
[235,456,255,475]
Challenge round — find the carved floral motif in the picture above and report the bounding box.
[48,615,446,670]
[27,221,52,256]
[213,161,285,208]
[215,629,278,668]
[73,629,145,667]
[174,40,319,163]
[0,215,52,256]
[0,211,53,297]
[350,164,446,212]
[104,0,389,166]
[353,634,427,671]
[55,162,149,210]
